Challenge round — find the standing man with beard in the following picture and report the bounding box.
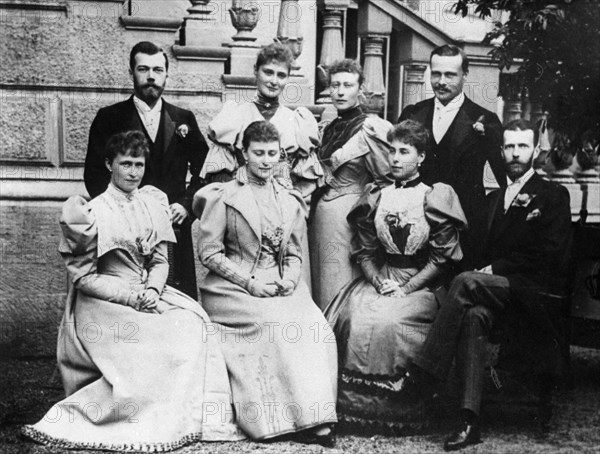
[404,120,572,451]
[84,41,208,299]
[399,44,505,268]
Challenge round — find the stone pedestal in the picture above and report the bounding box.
[227,42,261,76]
[180,0,220,48]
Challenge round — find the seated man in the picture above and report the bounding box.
[406,119,572,451]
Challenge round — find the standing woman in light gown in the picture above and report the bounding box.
[202,42,322,287]
[194,121,337,447]
[310,59,393,309]
[325,120,467,431]
[22,131,243,451]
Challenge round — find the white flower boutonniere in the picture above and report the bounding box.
[176,124,189,138]
[512,193,536,208]
[526,208,542,222]
[472,115,486,136]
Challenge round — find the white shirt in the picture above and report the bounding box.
[504,167,535,212]
[133,96,162,142]
[432,92,465,143]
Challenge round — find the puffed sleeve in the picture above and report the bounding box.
[289,107,324,195]
[346,184,385,287]
[59,196,140,308]
[280,188,308,286]
[201,102,244,179]
[362,116,394,188]
[193,183,255,291]
[401,183,468,294]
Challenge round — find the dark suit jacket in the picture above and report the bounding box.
[84,96,208,216]
[399,97,504,221]
[485,173,572,372]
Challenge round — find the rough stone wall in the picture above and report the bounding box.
[0,0,318,357]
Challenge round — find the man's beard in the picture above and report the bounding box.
[134,82,164,104]
[506,157,534,181]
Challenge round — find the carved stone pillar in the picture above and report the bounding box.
[402,64,427,111]
[277,0,304,72]
[357,1,391,116]
[360,36,386,114]
[316,0,349,105]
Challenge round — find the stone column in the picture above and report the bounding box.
[316,0,349,105]
[276,0,304,73]
[357,1,392,116]
[402,64,427,111]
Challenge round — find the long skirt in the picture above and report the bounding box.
[23,285,244,452]
[325,263,439,432]
[200,266,338,439]
[309,193,362,310]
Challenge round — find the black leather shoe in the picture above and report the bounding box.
[443,422,482,451]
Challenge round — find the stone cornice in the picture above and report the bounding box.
[119,15,182,32]
[0,83,222,97]
[172,45,230,62]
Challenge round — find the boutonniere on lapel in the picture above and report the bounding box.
[472,115,486,136]
[526,208,542,222]
[511,193,536,209]
[176,124,189,138]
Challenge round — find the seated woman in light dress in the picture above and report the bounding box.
[22,131,243,451]
[194,121,337,447]
[202,42,322,288]
[324,120,468,432]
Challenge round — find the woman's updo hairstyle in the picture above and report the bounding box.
[105,130,150,165]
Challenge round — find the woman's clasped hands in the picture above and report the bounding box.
[248,278,295,297]
[130,288,168,313]
[377,278,407,298]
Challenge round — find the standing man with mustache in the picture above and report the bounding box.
[399,44,505,269]
[84,41,208,299]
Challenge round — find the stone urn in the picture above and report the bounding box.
[229,0,259,42]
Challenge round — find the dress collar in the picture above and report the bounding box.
[336,104,364,121]
[106,182,139,201]
[395,175,422,189]
[253,92,280,109]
